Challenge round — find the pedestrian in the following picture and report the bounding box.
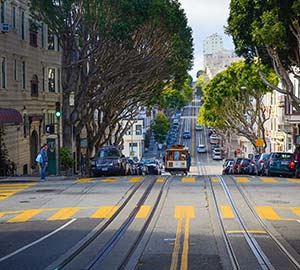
[38,144,48,180]
[234,150,237,158]
[187,152,191,172]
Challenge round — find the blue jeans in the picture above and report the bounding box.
[40,162,47,180]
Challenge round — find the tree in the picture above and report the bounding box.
[198,61,278,152]
[152,112,170,144]
[226,0,300,111]
[30,0,193,159]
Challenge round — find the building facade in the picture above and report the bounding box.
[0,0,62,175]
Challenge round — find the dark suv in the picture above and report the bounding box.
[91,146,126,176]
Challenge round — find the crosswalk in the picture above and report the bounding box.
[0,204,299,224]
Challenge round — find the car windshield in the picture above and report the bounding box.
[143,159,156,165]
[272,153,293,159]
[99,149,120,158]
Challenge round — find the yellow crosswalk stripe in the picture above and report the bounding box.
[47,208,81,221]
[220,205,235,219]
[292,207,300,217]
[7,210,44,223]
[287,179,300,183]
[156,177,165,183]
[100,178,118,183]
[235,177,250,183]
[212,177,219,183]
[260,177,278,183]
[181,177,196,183]
[136,205,151,218]
[256,206,282,220]
[91,206,119,218]
[76,178,95,183]
[0,183,36,201]
[128,177,142,183]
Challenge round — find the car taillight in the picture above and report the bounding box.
[260,160,265,163]
[234,164,238,168]
[241,163,245,167]
[251,160,255,164]
[289,160,296,169]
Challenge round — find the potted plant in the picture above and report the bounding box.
[60,147,75,176]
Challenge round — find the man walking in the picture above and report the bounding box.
[40,144,48,180]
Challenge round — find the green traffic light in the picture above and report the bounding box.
[55,111,61,118]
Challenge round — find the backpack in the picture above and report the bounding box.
[35,152,43,163]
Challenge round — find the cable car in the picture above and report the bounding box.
[164,144,190,175]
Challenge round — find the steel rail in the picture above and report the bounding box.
[118,178,169,269]
[230,176,300,270]
[84,177,158,269]
[218,175,275,270]
[53,178,146,270]
[208,175,240,270]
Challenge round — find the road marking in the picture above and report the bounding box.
[291,208,300,217]
[47,207,81,221]
[156,177,165,183]
[287,179,300,183]
[100,178,118,183]
[220,205,235,219]
[256,206,282,220]
[181,177,196,183]
[91,206,119,218]
[212,177,219,183]
[136,205,151,218]
[0,219,76,263]
[235,177,250,183]
[128,177,142,183]
[76,178,95,183]
[0,183,36,201]
[170,206,195,270]
[7,209,44,223]
[226,230,266,234]
[260,177,278,183]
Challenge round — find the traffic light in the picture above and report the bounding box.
[46,124,55,134]
[55,102,61,118]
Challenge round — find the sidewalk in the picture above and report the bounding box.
[0,175,79,183]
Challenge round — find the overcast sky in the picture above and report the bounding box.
[178,0,234,80]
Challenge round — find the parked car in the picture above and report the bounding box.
[195,124,203,131]
[125,158,139,175]
[247,154,261,175]
[239,158,251,174]
[257,153,270,175]
[223,158,235,168]
[222,160,234,174]
[91,146,126,176]
[141,159,162,175]
[233,157,243,174]
[197,144,206,153]
[212,152,222,160]
[209,134,220,145]
[262,152,296,177]
[182,131,191,139]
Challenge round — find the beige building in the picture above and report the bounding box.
[0,0,62,175]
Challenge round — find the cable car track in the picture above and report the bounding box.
[208,175,300,270]
[48,176,169,270]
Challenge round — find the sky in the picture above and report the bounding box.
[178,0,234,80]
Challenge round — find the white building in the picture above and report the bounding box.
[203,33,223,55]
[122,119,144,159]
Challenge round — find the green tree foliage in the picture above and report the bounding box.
[226,0,300,110]
[0,127,8,176]
[30,0,193,158]
[152,112,170,144]
[198,61,277,151]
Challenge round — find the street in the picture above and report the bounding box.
[0,102,300,270]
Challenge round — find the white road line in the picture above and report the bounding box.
[0,218,76,262]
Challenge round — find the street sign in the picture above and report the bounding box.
[46,124,55,134]
[255,138,264,147]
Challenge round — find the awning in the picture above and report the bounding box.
[0,108,23,125]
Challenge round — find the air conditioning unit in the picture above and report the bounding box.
[0,23,12,33]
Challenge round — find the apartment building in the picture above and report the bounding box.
[0,0,62,175]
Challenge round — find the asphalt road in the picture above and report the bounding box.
[0,99,299,270]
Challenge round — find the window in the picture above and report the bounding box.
[41,23,45,48]
[13,59,17,81]
[42,67,45,91]
[31,75,38,97]
[48,33,55,50]
[12,5,16,28]
[1,57,7,89]
[30,31,38,47]
[0,1,5,24]
[22,61,26,89]
[135,124,142,135]
[21,11,25,40]
[48,68,55,92]
[57,68,61,92]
